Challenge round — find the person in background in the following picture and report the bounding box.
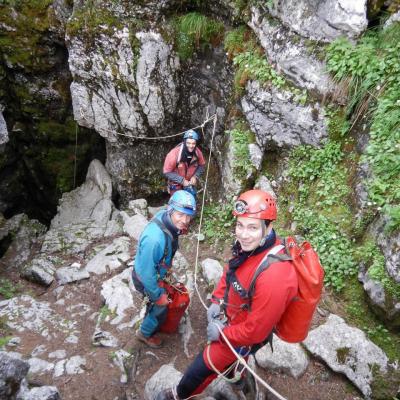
[163,129,205,198]
[132,190,196,348]
[156,189,298,399]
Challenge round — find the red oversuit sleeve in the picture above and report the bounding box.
[196,148,206,166]
[163,148,177,174]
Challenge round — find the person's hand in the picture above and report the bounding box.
[182,179,190,187]
[207,319,225,342]
[154,293,169,306]
[207,303,221,323]
[189,176,197,185]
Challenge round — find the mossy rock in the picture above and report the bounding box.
[0,0,61,72]
[370,363,400,400]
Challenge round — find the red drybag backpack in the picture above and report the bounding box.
[159,281,190,333]
[248,236,324,343]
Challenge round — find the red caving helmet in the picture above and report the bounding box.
[233,189,277,221]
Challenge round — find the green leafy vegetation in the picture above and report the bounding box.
[99,305,116,323]
[202,203,235,243]
[326,23,400,232]
[0,278,21,299]
[0,335,12,348]
[283,141,357,291]
[228,123,254,180]
[0,315,12,348]
[172,12,224,61]
[224,26,307,102]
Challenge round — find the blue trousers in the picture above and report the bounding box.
[139,303,167,337]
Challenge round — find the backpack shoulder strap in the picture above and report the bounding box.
[247,244,290,308]
[151,217,173,262]
[152,217,173,240]
[176,143,183,167]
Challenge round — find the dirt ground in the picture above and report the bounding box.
[0,232,365,400]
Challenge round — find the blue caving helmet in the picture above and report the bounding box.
[183,129,199,141]
[168,190,196,216]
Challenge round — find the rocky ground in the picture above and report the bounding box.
[0,160,392,400]
[0,232,364,400]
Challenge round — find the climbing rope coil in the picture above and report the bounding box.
[75,106,287,400]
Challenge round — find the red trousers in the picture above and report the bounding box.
[190,341,249,396]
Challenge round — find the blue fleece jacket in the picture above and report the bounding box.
[134,210,177,302]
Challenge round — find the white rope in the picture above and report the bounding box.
[78,107,216,141]
[193,113,217,311]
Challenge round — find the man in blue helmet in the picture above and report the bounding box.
[163,129,205,197]
[132,190,196,348]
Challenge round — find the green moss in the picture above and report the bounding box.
[67,3,123,42]
[325,107,350,141]
[336,347,350,364]
[36,118,77,142]
[370,363,400,400]
[0,0,57,72]
[354,240,400,303]
[368,261,400,302]
[342,277,400,362]
[0,336,12,348]
[0,278,22,299]
[303,38,328,62]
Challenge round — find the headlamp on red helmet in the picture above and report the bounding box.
[233,190,277,221]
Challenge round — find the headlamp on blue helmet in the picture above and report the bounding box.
[183,129,199,141]
[168,190,196,216]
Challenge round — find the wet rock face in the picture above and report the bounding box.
[268,0,368,43]
[370,216,400,284]
[357,215,400,329]
[179,45,233,198]
[249,7,335,98]
[105,141,168,207]
[242,81,328,150]
[136,31,180,132]
[68,25,180,142]
[0,111,8,147]
[360,270,400,329]
[181,45,232,136]
[98,0,182,21]
[0,1,105,224]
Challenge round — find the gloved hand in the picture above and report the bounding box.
[207,303,221,323]
[154,293,169,306]
[207,319,226,342]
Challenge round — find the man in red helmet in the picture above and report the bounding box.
[156,190,298,400]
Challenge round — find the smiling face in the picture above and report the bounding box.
[235,216,270,251]
[185,138,196,152]
[171,210,192,231]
